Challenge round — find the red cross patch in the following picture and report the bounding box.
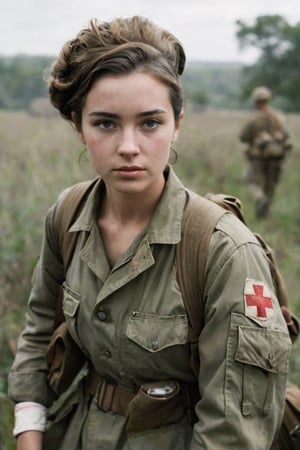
[244,278,274,321]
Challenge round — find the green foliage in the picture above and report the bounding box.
[4,27,300,114]
[0,55,245,112]
[186,89,208,107]
[0,55,53,109]
[236,15,300,111]
[0,396,14,450]
[183,61,244,109]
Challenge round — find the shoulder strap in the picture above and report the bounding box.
[177,191,298,376]
[52,177,99,329]
[176,192,228,375]
[54,178,99,272]
[176,191,243,337]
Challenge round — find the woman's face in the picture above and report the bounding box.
[77,72,183,197]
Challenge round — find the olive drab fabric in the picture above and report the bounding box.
[8,167,291,450]
[54,182,294,378]
[55,173,294,449]
[240,107,292,218]
[240,108,291,161]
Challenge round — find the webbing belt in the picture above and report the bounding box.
[85,367,136,415]
[85,366,199,422]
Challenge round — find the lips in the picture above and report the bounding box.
[115,165,144,172]
[114,165,145,177]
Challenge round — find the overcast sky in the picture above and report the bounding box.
[1,0,300,63]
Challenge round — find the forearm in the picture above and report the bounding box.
[16,431,43,450]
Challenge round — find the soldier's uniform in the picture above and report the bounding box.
[240,87,292,218]
[8,167,291,449]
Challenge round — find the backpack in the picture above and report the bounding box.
[245,109,292,160]
[50,177,300,449]
[253,131,286,159]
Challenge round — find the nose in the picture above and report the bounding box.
[117,128,140,157]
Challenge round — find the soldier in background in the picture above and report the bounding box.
[240,86,292,219]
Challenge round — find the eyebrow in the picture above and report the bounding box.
[88,109,167,118]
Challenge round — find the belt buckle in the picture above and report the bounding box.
[97,379,116,412]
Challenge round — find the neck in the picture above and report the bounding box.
[100,178,166,225]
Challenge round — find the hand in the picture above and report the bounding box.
[16,430,43,450]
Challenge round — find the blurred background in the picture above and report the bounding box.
[1,1,300,448]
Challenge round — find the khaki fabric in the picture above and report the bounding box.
[242,158,283,201]
[240,108,291,206]
[8,167,290,449]
[240,108,289,149]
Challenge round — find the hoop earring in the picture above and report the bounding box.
[169,147,178,165]
[78,145,88,165]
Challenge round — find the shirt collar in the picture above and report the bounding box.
[69,166,187,244]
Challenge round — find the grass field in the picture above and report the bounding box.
[1,106,300,446]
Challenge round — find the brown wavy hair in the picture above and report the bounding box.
[48,16,186,125]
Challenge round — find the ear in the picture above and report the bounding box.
[173,110,184,142]
[71,112,86,145]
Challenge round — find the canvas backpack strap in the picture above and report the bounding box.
[52,177,99,329]
[204,193,246,223]
[206,194,291,309]
[45,179,99,393]
[204,193,299,339]
[54,177,99,272]
[176,191,228,376]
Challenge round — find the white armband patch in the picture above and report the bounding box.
[13,402,47,436]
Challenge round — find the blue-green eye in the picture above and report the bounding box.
[98,119,115,129]
[143,119,160,129]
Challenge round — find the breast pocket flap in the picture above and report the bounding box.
[126,312,188,352]
[235,326,291,374]
[63,283,81,318]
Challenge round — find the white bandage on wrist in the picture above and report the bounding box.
[13,402,47,436]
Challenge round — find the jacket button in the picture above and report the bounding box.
[152,340,159,351]
[104,350,112,358]
[98,311,107,321]
[267,353,274,368]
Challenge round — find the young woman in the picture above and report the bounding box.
[8,16,291,450]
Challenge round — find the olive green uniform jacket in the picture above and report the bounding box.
[240,108,289,147]
[239,108,291,203]
[8,167,291,450]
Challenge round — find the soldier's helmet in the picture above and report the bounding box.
[251,86,272,102]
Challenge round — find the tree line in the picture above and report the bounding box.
[236,14,300,111]
[0,55,52,109]
[0,15,300,112]
[0,55,244,111]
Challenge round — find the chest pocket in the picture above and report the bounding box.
[62,282,84,351]
[226,313,291,418]
[126,312,188,351]
[235,325,290,375]
[121,312,190,379]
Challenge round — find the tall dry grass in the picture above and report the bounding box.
[0,111,93,359]
[0,106,300,446]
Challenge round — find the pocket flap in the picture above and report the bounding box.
[63,283,81,317]
[235,326,290,374]
[126,312,188,352]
